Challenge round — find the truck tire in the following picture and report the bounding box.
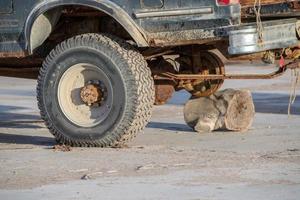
[37,33,154,147]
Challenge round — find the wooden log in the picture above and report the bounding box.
[184,89,255,133]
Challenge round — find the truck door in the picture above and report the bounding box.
[135,0,240,46]
[0,0,13,14]
[0,0,18,56]
[0,0,30,56]
[136,0,216,35]
[140,0,164,9]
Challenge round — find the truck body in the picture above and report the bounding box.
[0,0,242,55]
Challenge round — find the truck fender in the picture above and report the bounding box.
[24,0,148,53]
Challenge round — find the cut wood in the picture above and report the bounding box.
[184,89,255,133]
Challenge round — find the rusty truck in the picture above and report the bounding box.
[0,0,299,147]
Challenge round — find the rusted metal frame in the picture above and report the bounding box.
[0,67,39,79]
[0,51,28,58]
[241,0,300,19]
[285,60,300,69]
[161,68,286,80]
[144,49,174,60]
[160,61,300,81]
[240,0,287,7]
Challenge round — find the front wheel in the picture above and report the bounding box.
[37,34,154,147]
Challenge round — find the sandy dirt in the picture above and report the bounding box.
[0,62,300,200]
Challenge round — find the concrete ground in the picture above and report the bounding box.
[0,62,299,200]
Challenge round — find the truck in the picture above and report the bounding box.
[0,0,299,147]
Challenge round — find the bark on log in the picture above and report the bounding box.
[184,89,255,133]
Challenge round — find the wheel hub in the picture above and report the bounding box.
[57,63,113,127]
[80,83,103,106]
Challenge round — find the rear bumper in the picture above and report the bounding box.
[228,18,299,55]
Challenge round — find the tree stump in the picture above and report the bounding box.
[184,89,255,133]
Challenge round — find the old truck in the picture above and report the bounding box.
[0,0,299,147]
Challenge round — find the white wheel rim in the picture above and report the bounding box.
[57,63,113,127]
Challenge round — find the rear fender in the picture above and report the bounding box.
[24,0,148,53]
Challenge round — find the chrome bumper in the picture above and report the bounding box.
[228,18,299,55]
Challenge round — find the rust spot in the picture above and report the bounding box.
[154,83,175,105]
[80,84,103,106]
[0,51,28,58]
[240,0,286,7]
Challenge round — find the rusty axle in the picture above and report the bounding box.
[160,61,300,81]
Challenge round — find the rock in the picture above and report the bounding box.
[184,89,255,133]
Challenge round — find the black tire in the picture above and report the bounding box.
[37,33,154,147]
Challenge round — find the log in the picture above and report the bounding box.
[184,89,255,133]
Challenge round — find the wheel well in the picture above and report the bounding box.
[29,5,140,56]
